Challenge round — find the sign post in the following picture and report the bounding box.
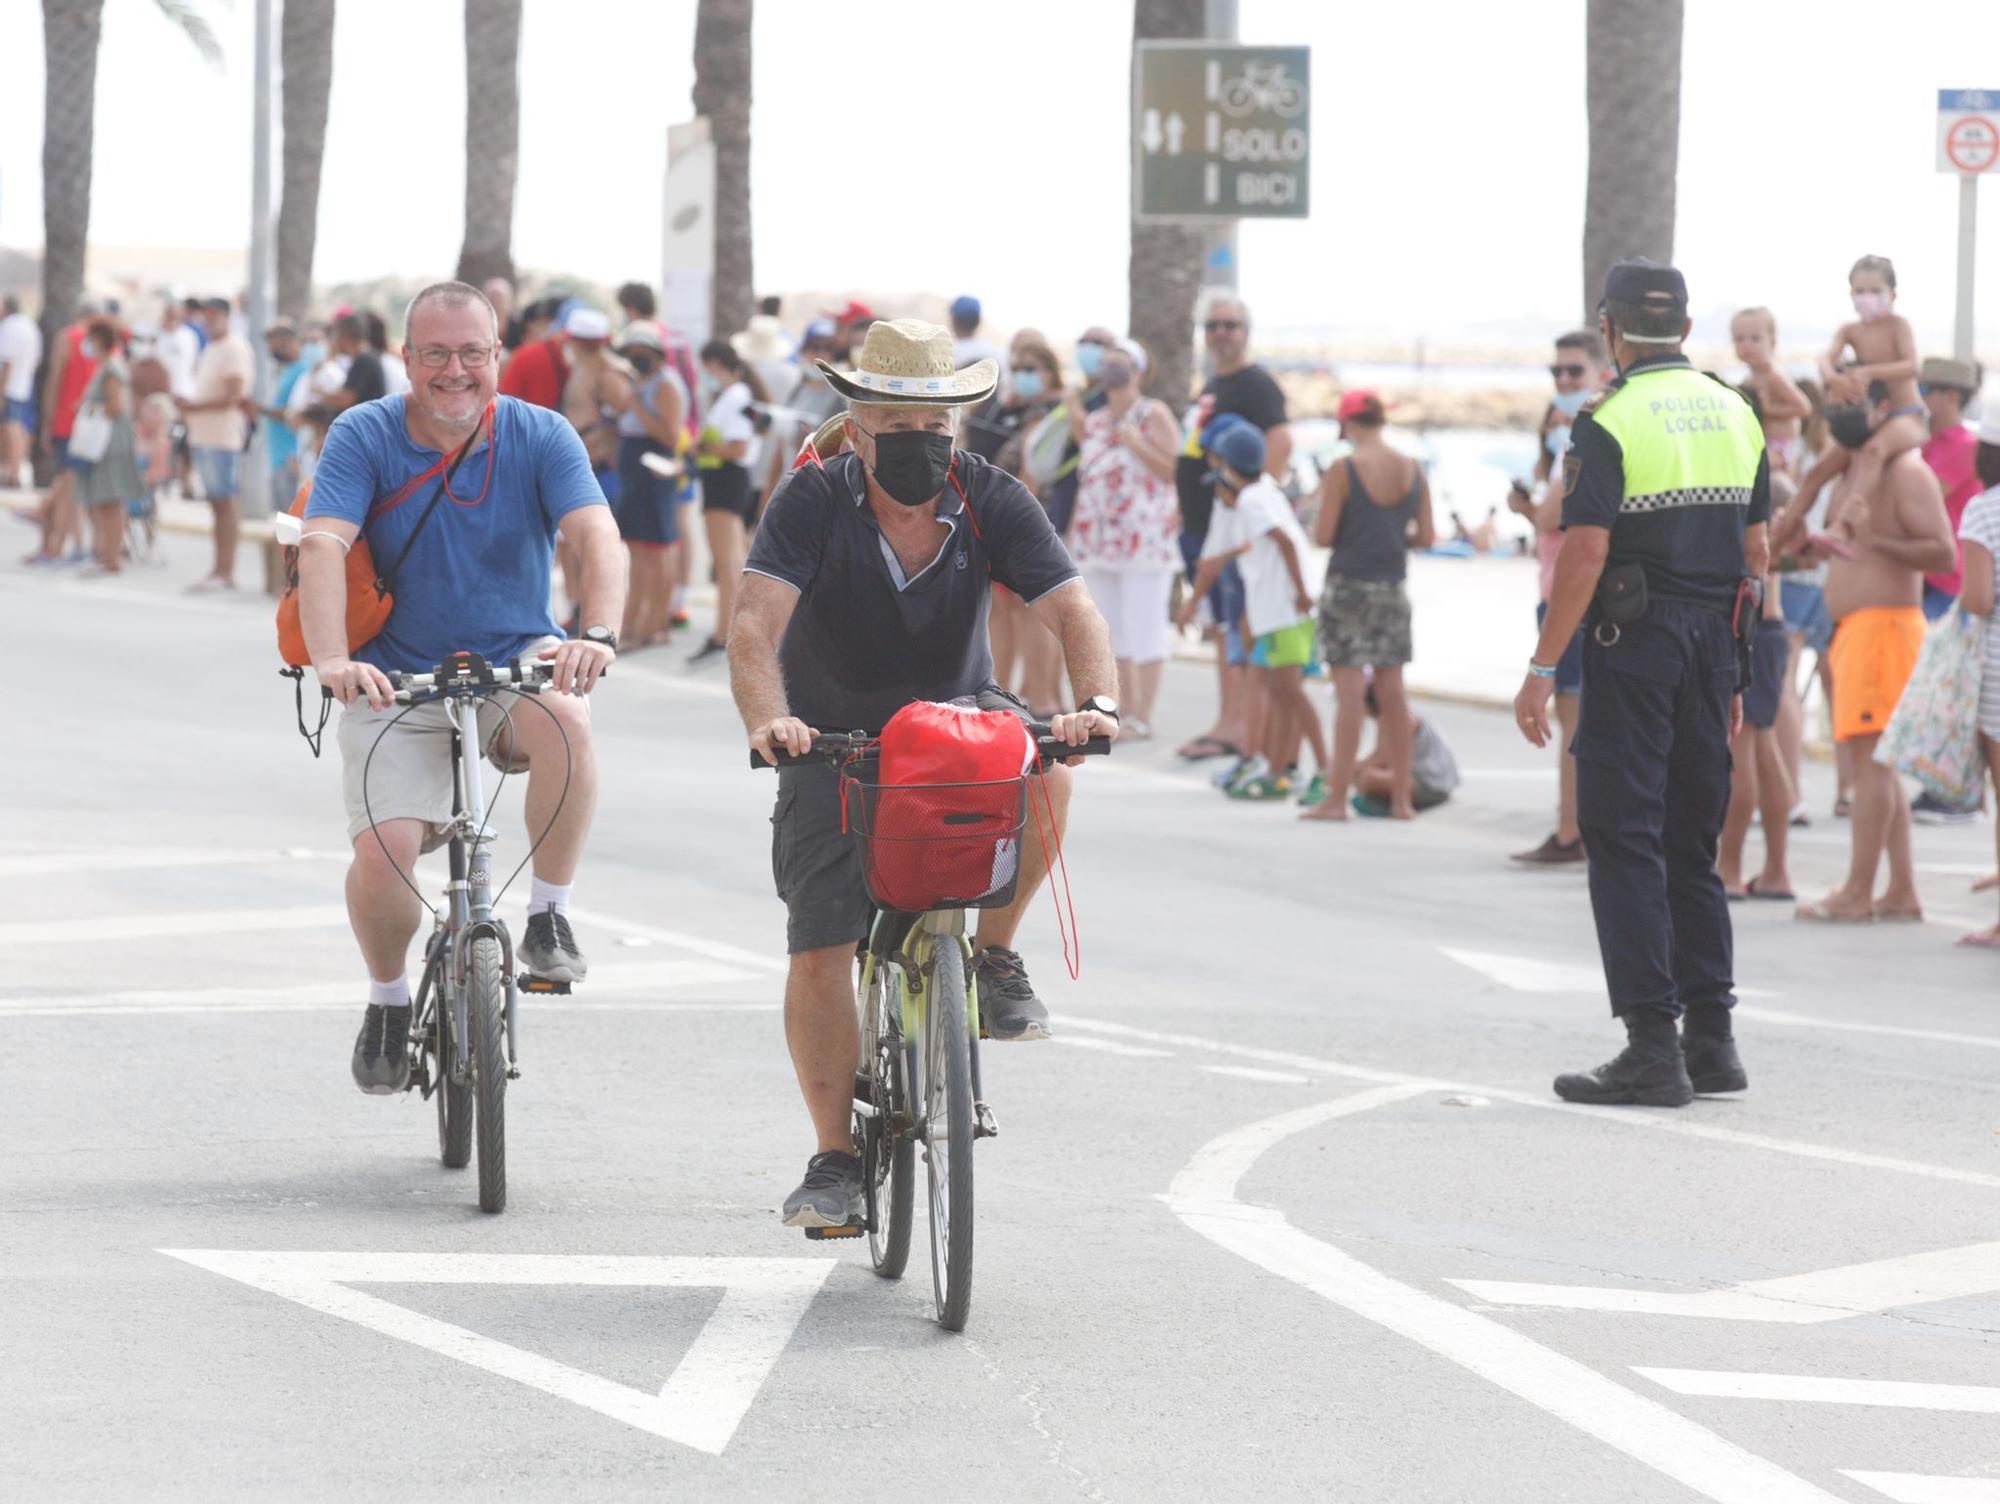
[1938,89,1999,362]
[1133,42,1311,224]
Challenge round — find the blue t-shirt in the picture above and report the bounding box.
[306,395,605,672]
[266,357,309,471]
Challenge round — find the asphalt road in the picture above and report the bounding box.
[5,554,2000,1504]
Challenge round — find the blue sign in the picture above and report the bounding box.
[1940,89,2000,112]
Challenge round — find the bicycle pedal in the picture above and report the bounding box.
[516,974,571,995]
[803,1223,864,1240]
[974,1101,999,1139]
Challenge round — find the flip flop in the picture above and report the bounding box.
[1176,736,1240,762]
[1795,901,1874,924]
[1746,878,1797,902]
[1724,888,1747,903]
[1873,908,1924,925]
[1955,930,2000,949]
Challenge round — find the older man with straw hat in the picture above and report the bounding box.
[732,317,1121,1231]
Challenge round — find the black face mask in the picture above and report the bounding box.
[1827,404,1875,451]
[866,428,955,507]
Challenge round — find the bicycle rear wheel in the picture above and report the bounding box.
[864,963,914,1279]
[921,940,975,1330]
[424,942,471,1170]
[469,934,508,1214]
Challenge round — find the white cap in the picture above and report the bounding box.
[563,307,612,342]
[1115,336,1148,373]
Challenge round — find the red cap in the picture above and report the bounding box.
[827,299,875,326]
[1338,389,1386,422]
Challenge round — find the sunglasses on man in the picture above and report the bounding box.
[1549,363,1589,380]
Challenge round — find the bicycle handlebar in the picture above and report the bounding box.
[388,655,558,704]
[750,727,1113,771]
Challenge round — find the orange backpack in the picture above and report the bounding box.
[274,409,488,668]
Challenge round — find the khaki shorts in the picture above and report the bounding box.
[337,642,570,850]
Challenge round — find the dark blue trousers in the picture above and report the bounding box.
[1571,601,1739,1023]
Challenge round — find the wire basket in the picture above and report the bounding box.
[842,775,1029,913]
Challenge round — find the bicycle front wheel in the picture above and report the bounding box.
[921,941,975,1330]
[424,942,471,1170]
[469,935,508,1214]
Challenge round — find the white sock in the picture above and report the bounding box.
[530,877,572,916]
[368,973,410,1008]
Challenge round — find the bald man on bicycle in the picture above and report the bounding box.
[731,319,1120,1228]
[299,280,625,1095]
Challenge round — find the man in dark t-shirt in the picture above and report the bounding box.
[731,318,1120,1233]
[324,313,386,413]
[1173,295,1292,762]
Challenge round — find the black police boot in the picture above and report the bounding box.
[1554,1014,1693,1107]
[1682,1007,1747,1094]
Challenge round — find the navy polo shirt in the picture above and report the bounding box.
[745,449,1081,733]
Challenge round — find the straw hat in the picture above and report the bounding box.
[731,314,791,365]
[815,318,998,406]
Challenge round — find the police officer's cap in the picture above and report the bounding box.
[1601,259,1688,312]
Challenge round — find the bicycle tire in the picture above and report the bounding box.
[923,942,975,1330]
[469,934,507,1214]
[865,966,914,1280]
[425,945,472,1170]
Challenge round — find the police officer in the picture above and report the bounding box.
[1514,259,1772,1108]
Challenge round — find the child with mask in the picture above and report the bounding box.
[1806,256,1925,509]
[1731,307,1812,477]
[1177,422,1325,802]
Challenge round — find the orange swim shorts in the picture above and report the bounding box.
[1828,605,1927,743]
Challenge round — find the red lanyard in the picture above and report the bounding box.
[370,401,498,519]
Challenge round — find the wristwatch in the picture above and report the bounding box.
[1079,695,1121,723]
[583,625,619,652]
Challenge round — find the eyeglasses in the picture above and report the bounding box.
[1549,364,1588,380]
[1204,320,1243,333]
[412,344,496,370]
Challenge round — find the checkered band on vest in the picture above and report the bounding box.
[1620,485,1755,515]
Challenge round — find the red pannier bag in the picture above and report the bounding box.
[850,700,1036,912]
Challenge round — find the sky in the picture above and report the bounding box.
[2,0,1998,357]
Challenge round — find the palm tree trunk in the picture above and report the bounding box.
[692,0,753,339]
[1582,0,1683,321]
[41,0,104,353]
[456,0,521,288]
[1129,0,1204,405]
[276,0,335,320]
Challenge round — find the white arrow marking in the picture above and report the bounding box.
[1201,1064,1311,1085]
[1164,1090,1842,1504]
[1165,111,1185,156]
[161,1250,834,1455]
[1842,1472,2000,1503]
[1441,947,1779,998]
[1141,108,1163,154]
[1453,1239,2000,1324]
[1635,1368,2000,1413]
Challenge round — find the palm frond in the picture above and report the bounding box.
[150,0,226,70]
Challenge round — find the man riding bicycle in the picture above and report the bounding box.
[731,318,1121,1228]
[298,280,625,1094]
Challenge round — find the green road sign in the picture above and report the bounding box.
[1133,42,1310,222]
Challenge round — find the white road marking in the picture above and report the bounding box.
[1441,946,1779,999]
[1736,1005,2000,1053]
[1453,1239,2000,1324]
[1063,1014,2000,1193]
[0,904,351,946]
[0,846,345,879]
[1164,1089,1842,1504]
[546,905,788,975]
[1634,1368,2000,1413]
[0,957,770,1017]
[1201,1064,1313,1084]
[160,1249,834,1455]
[1842,1472,2000,1503]
[1054,1036,1174,1058]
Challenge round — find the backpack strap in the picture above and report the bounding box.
[376,403,491,594]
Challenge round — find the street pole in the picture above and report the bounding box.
[1956,174,1978,362]
[1201,0,1238,293]
[243,0,274,521]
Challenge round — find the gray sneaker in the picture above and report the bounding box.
[781,1151,864,1228]
[519,908,587,983]
[975,946,1051,1041]
[350,1003,411,1094]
